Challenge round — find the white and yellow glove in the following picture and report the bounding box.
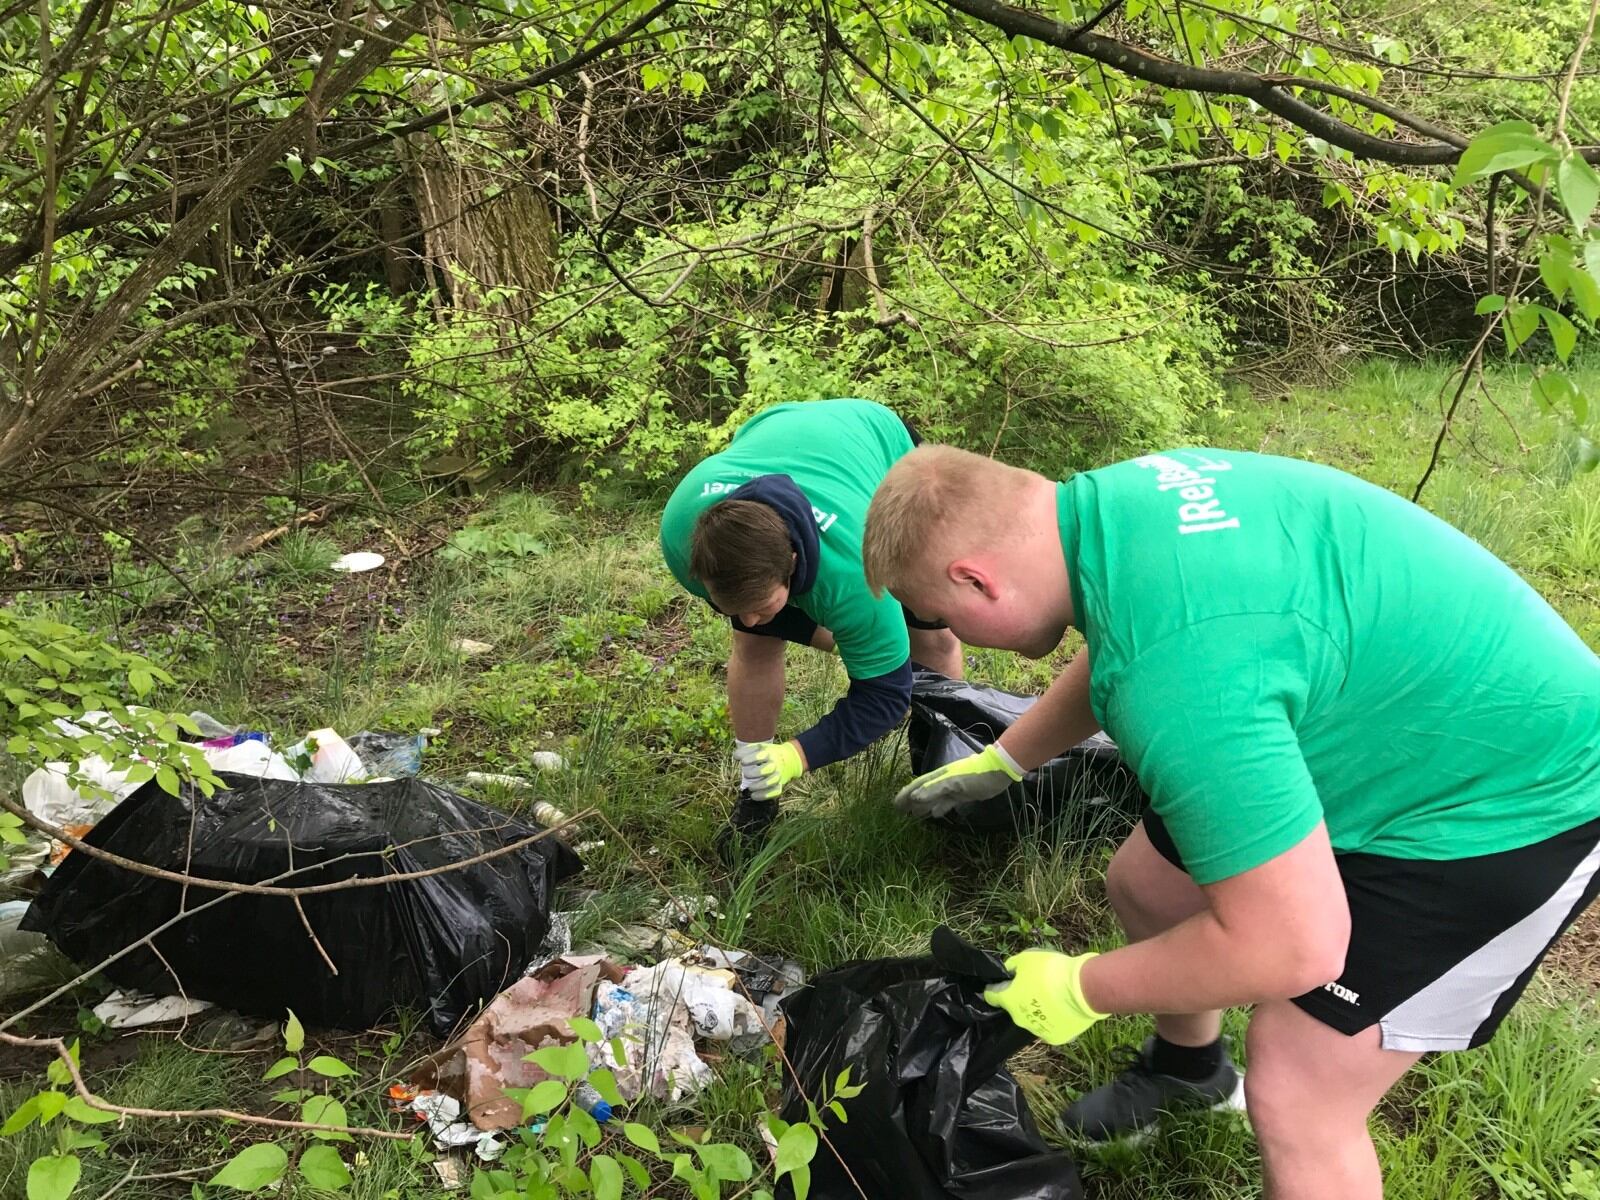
[732,739,806,801]
[893,743,1023,819]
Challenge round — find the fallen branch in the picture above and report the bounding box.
[225,502,345,559]
[0,791,591,898]
[0,1031,413,1141]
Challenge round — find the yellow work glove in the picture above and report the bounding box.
[732,739,806,801]
[983,948,1106,1046]
[893,743,1023,819]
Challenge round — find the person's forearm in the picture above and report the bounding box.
[1080,909,1346,1017]
[727,639,785,742]
[995,649,1099,771]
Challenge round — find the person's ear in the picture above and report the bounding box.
[948,558,998,600]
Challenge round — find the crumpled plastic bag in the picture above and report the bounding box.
[776,926,1082,1200]
[590,963,731,1102]
[909,669,1144,835]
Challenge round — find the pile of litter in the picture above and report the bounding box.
[396,896,807,1164]
[5,704,1078,1199]
[6,711,582,1030]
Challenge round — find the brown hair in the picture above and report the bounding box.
[689,500,793,611]
[864,444,1030,596]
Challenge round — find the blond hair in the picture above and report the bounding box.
[864,444,1033,596]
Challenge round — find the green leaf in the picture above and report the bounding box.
[1452,123,1557,188]
[155,764,179,795]
[5,1097,44,1135]
[1475,294,1506,315]
[526,1043,589,1080]
[63,1096,119,1124]
[27,1154,80,1200]
[300,1096,352,1141]
[775,1123,817,1178]
[283,1010,304,1053]
[1534,371,1578,415]
[522,1078,568,1117]
[262,1056,299,1081]
[566,1016,603,1043]
[697,1143,753,1181]
[1504,303,1541,352]
[617,1153,651,1190]
[209,1143,289,1192]
[568,1104,601,1150]
[297,1145,351,1191]
[590,1154,623,1200]
[59,1129,102,1153]
[790,1164,811,1200]
[680,69,707,97]
[37,1092,66,1124]
[306,1056,358,1079]
[1569,267,1600,321]
[1559,154,1600,229]
[587,1068,623,1107]
[1544,309,1579,361]
[624,1122,661,1154]
[608,1036,627,1066]
[1541,251,1573,302]
[128,668,152,697]
[1574,435,1599,471]
[640,63,668,90]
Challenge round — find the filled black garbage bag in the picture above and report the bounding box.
[909,668,1145,835]
[23,773,580,1034]
[776,927,1082,1200]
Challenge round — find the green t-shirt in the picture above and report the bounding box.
[660,399,914,680]
[1059,449,1600,884]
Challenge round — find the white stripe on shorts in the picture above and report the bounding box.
[1378,836,1600,1052]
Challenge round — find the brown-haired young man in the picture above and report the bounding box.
[661,399,962,855]
[862,443,1599,1200]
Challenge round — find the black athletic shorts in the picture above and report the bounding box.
[1141,807,1600,1050]
[729,411,948,641]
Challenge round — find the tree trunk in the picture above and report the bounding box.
[408,135,554,317]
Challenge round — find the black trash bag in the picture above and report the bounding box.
[23,773,580,1034]
[908,668,1145,835]
[776,927,1082,1200]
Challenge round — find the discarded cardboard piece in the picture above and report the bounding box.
[415,955,626,1130]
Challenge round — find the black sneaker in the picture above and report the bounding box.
[715,790,780,864]
[1059,1037,1245,1143]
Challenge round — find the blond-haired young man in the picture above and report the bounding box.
[863,443,1600,1200]
[661,399,962,855]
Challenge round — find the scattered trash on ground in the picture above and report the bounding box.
[23,775,580,1033]
[0,899,76,1000]
[92,988,213,1029]
[909,668,1144,834]
[347,731,427,777]
[450,638,495,656]
[414,954,627,1129]
[330,551,385,573]
[777,925,1082,1200]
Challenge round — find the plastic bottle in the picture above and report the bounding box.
[574,1081,613,1123]
[531,800,570,828]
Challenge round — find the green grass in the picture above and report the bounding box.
[3,356,1598,1197]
